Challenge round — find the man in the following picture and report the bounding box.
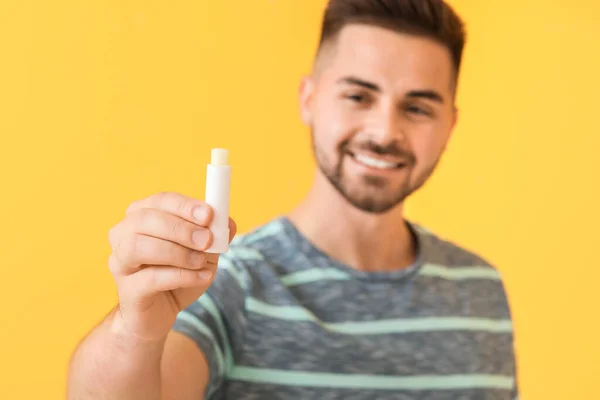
[68,0,519,399]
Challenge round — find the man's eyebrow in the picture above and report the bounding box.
[406,90,445,104]
[337,76,445,104]
[337,76,381,92]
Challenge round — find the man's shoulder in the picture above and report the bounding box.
[412,222,513,316]
[221,216,290,266]
[411,222,498,271]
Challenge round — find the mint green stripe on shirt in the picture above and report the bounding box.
[278,264,500,287]
[177,311,226,376]
[246,298,512,334]
[228,367,515,391]
[419,264,501,280]
[218,256,247,291]
[281,268,351,287]
[237,220,284,245]
[227,246,266,261]
[197,294,234,369]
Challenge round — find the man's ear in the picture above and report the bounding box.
[441,106,459,153]
[451,105,459,134]
[444,105,459,145]
[298,75,315,126]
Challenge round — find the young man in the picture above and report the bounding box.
[68,1,519,399]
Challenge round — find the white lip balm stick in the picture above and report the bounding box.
[204,148,231,253]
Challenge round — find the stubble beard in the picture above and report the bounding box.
[311,132,440,214]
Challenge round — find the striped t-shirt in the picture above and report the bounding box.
[173,216,519,399]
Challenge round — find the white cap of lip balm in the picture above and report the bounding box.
[204,148,231,253]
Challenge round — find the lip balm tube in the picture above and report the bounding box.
[204,148,231,253]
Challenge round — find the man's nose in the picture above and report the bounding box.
[370,105,405,143]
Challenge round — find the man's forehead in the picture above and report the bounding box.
[323,24,455,93]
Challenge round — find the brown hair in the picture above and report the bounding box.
[317,0,467,77]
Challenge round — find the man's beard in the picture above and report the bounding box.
[311,133,440,214]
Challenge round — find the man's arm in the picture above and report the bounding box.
[67,307,210,400]
[162,331,210,400]
[67,192,237,399]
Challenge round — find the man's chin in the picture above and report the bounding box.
[319,163,412,213]
[341,190,407,214]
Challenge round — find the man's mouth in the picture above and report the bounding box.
[347,151,407,170]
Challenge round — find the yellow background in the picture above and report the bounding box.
[1,0,598,398]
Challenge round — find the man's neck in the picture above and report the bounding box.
[287,173,417,273]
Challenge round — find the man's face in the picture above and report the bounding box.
[300,24,458,214]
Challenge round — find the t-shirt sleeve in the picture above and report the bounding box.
[172,251,249,397]
[499,275,520,400]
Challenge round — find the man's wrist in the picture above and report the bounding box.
[108,307,166,365]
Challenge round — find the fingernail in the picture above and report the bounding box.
[198,270,212,280]
[193,206,207,222]
[192,230,209,248]
[189,251,204,266]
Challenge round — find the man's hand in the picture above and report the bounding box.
[108,191,236,342]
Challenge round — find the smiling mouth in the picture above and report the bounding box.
[347,151,407,170]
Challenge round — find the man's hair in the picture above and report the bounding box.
[318,0,467,77]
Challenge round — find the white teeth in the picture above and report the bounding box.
[353,154,398,169]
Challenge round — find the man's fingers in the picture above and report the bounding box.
[122,263,218,297]
[126,208,213,252]
[126,192,214,227]
[229,218,237,242]
[122,193,238,246]
[108,192,238,279]
[111,234,212,276]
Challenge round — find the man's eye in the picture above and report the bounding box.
[347,94,366,103]
[406,105,431,116]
